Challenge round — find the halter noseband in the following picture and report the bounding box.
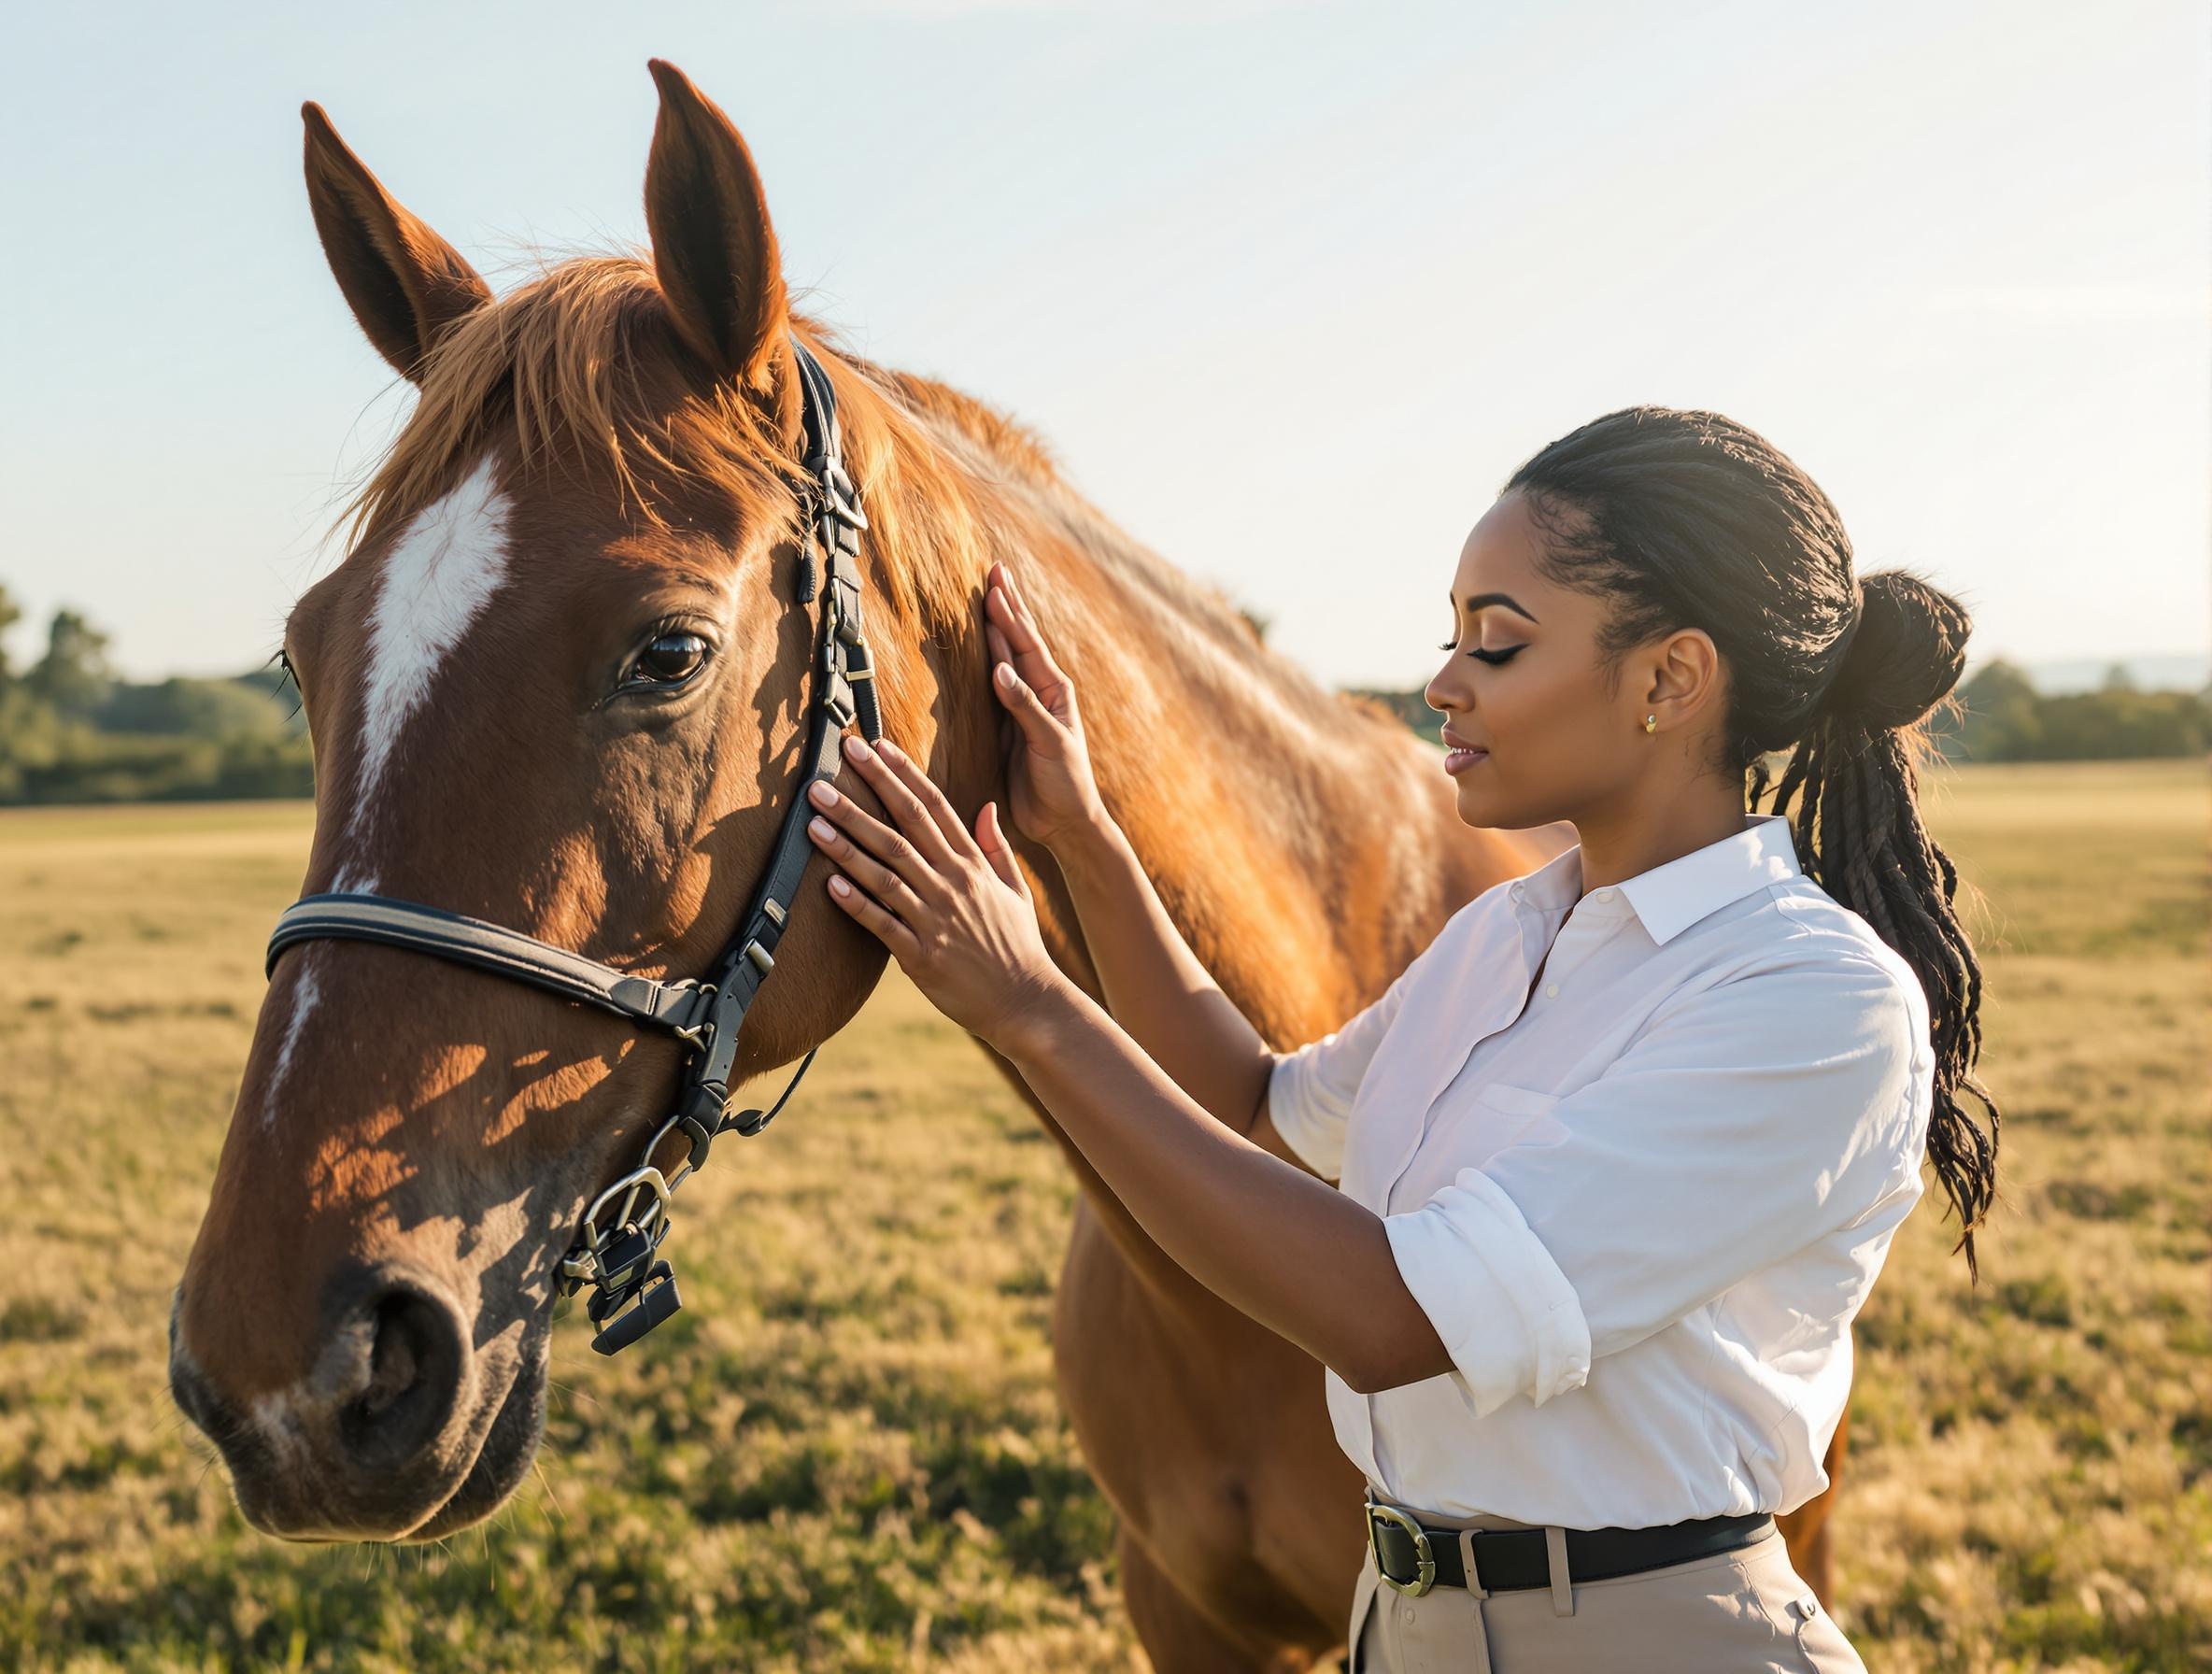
[264,336,884,1355]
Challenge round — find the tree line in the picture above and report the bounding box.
[1350,658,2209,764]
[0,589,2202,806]
[0,589,311,805]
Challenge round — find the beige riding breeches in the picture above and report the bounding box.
[1346,1506,1866,1673]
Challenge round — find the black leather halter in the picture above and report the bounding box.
[265,336,884,1355]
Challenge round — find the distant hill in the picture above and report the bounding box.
[1346,657,2208,765]
[2018,654,2209,696]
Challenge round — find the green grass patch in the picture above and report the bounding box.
[1,764,2205,1671]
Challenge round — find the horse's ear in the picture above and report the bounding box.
[644,59,787,391]
[301,103,490,383]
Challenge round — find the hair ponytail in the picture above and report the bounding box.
[1751,572,1999,1277]
[1506,409,2002,1277]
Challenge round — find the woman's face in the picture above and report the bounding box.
[1423,490,1662,831]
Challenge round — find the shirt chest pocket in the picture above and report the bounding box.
[1441,1081,1567,1170]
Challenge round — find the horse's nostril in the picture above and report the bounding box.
[363,1296,423,1417]
[338,1286,464,1469]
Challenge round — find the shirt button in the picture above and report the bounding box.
[1594,887,1616,901]
[1544,983,1559,998]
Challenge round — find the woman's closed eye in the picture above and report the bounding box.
[1438,639,1526,665]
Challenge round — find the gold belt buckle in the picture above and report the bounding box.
[1366,1497,1437,1597]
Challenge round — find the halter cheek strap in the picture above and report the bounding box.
[262,335,883,1355]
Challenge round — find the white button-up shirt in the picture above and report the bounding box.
[1269,815,1933,1528]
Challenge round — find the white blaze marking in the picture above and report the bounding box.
[252,465,503,1133]
[355,458,513,814]
[260,963,323,1132]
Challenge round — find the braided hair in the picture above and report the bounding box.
[1504,407,2000,1277]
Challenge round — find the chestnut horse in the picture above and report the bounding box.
[169,61,1845,1668]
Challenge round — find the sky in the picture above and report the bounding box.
[3,1,2205,691]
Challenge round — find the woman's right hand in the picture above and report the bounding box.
[983,560,1108,850]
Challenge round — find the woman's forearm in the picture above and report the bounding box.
[1047,816,1273,1132]
[1000,979,1447,1393]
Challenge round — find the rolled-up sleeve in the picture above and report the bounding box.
[1381,951,1929,1413]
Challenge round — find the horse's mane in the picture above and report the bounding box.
[341,250,1298,691]
[352,250,1074,512]
[866,366,1065,489]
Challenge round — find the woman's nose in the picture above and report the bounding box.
[1423,667,1460,717]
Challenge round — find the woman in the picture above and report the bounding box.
[801,407,1999,1670]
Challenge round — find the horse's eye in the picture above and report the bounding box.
[630,631,710,688]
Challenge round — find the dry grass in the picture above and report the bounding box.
[0,760,2204,1670]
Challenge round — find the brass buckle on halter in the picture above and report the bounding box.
[1368,1498,1438,1597]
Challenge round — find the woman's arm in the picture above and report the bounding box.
[979,561,1297,1156]
[997,976,1444,1391]
[1048,815,1289,1145]
[806,730,1445,1388]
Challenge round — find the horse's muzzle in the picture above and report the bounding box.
[169,1265,483,1540]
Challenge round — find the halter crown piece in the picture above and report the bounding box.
[264,336,884,1354]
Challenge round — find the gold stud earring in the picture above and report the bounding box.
[1643,714,1658,734]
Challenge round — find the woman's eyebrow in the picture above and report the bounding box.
[1448,589,1541,624]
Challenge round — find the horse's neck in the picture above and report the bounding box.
[860,384,1550,1304]
[886,450,1487,1043]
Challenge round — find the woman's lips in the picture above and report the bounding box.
[1444,745,1488,776]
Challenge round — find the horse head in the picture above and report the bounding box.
[170,62,917,1541]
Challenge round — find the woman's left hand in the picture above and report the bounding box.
[805,732,1070,1049]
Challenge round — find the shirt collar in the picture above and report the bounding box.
[1508,815,1803,945]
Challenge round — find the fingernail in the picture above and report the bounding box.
[996,662,1016,687]
[880,738,903,760]
[844,735,872,760]
[809,780,838,806]
[809,816,836,842]
[830,875,851,898]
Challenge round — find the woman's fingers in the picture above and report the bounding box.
[984,619,1052,735]
[825,872,920,959]
[975,801,1029,898]
[992,660,1067,751]
[807,808,935,921]
[808,772,949,896]
[873,737,983,858]
[985,573,1054,667]
[985,567,1074,716]
[838,735,966,866]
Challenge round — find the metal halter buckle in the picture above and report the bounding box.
[561,1159,674,1289]
[556,1142,691,1353]
[1368,1500,1439,1596]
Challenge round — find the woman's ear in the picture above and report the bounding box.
[1639,629,1723,735]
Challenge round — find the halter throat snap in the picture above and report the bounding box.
[263,335,883,1355]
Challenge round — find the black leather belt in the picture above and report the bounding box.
[1366,1494,1774,1597]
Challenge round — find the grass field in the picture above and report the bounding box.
[1,760,2205,1671]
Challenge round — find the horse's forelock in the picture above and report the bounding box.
[340,254,803,558]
